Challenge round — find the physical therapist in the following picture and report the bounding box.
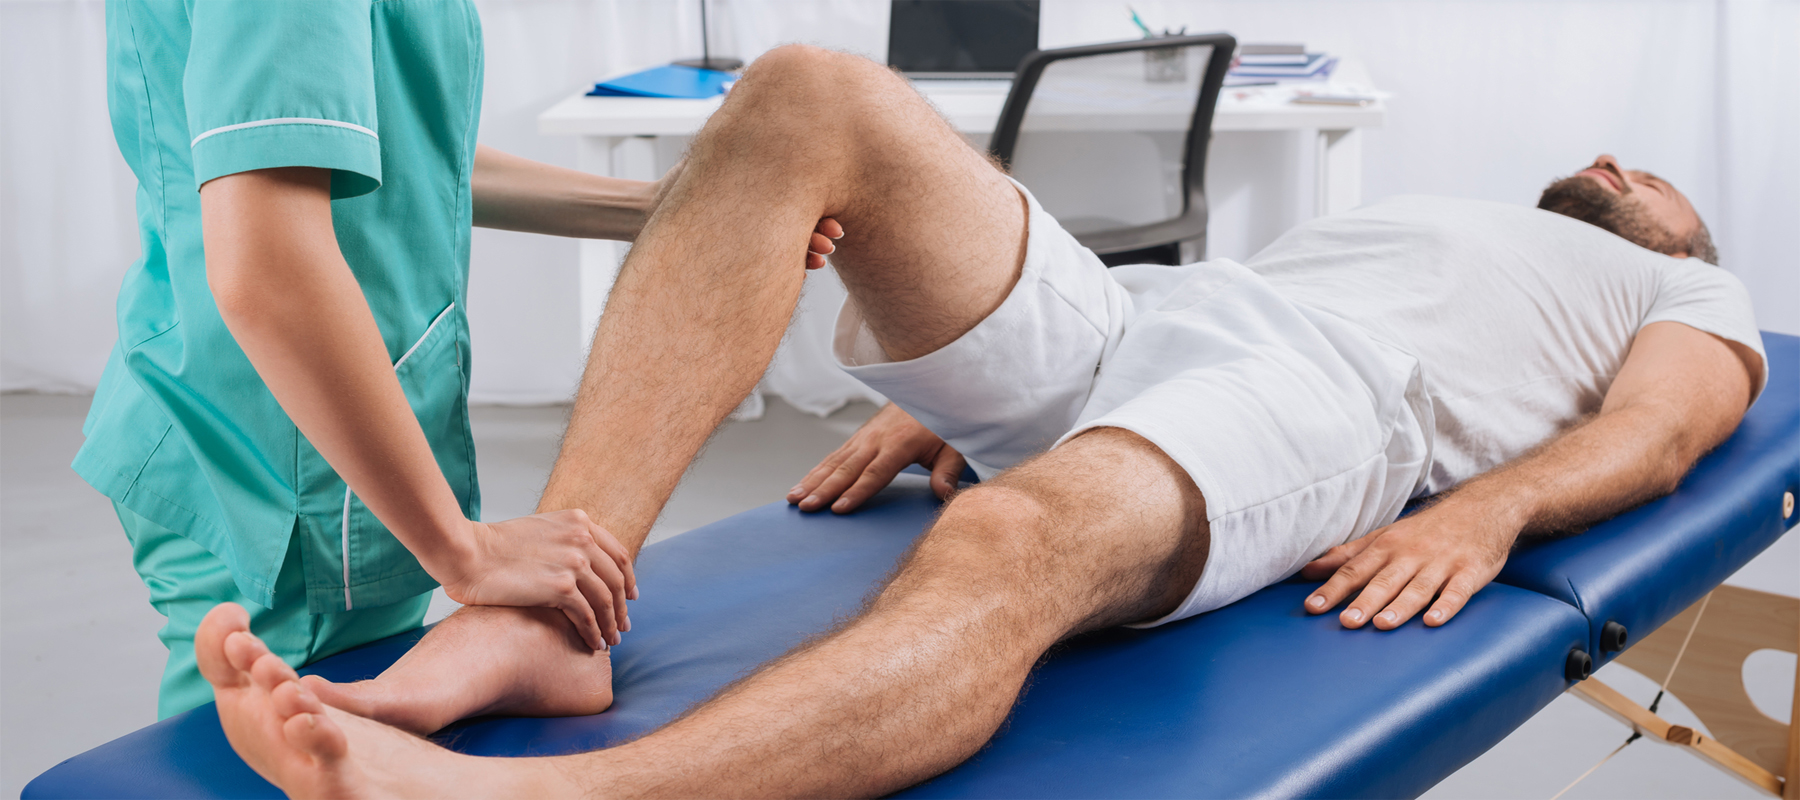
[84,0,837,718]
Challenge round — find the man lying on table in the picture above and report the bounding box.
[192,45,1765,798]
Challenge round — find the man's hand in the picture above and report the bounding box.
[1298,496,1518,629]
[1298,321,1758,631]
[433,510,638,651]
[788,404,965,513]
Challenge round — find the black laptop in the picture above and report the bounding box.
[887,0,1040,79]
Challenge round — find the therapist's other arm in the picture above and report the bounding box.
[471,145,843,268]
[202,167,633,650]
[1301,321,1763,630]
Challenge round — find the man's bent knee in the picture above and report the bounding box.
[886,486,1058,602]
[924,485,1056,568]
[742,44,903,105]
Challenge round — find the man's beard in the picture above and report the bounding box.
[1537,175,1685,257]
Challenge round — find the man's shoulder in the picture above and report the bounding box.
[1345,194,1672,260]
[1351,194,1561,227]
[1253,195,1578,262]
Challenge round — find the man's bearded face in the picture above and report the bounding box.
[1537,155,1716,264]
[1538,173,1685,257]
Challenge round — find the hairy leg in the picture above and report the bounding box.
[209,429,1207,798]
[303,605,610,735]
[580,427,1208,797]
[302,44,1026,734]
[309,45,1029,736]
[539,44,1029,557]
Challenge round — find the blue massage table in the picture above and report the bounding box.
[25,332,1798,799]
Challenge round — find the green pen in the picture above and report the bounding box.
[1128,6,1153,38]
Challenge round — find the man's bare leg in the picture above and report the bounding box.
[302,43,1030,732]
[303,606,608,735]
[200,428,1208,798]
[537,45,1029,549]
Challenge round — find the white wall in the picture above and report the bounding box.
[4,0,1795,402]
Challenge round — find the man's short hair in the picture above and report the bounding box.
[1537,176,1719,265]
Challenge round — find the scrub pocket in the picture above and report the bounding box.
[295,302,479,613]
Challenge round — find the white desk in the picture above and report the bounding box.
[538,62,1384,348]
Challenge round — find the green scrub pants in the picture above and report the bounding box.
[116,502,431,719]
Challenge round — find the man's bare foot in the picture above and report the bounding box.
[195,603,562,798]
[303,605,613,735]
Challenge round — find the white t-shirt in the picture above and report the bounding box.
[1243,195,1768,496]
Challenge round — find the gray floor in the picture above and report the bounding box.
[2,393,1793,798]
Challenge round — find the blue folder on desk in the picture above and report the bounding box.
[588,65,735,98]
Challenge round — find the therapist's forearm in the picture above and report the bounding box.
[202,168,472,570]
[472,144,656,240]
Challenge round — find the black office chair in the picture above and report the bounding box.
[989,34,1235,266]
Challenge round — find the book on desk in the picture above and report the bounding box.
[588,65,735,99]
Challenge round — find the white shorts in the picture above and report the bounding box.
[834,182,1434,625]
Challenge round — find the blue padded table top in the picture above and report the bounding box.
[26,478,1589,800]
[26,333,1795,800]
[1496,332,1800,667]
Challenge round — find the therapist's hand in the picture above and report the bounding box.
[807,218,844,270]
[435,510,637,651]
[1297,497,1518,630]
[788,403,965,513]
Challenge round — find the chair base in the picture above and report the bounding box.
[1097,241,1181,267]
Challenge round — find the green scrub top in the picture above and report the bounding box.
[79,0,485,613]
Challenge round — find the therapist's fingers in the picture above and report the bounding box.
[584,539,631,636]
[928,446,967,501]
[1339,560,1419,629]
[816,217,844,239]
[832,452,909,513]
[571,566,618,649]
[588,521,638,601]
[1371,566,1449,630]
[809,231,836,256]
[557,570,608,651]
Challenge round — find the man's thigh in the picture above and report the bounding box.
[752,49,1028,363]
[894,427,1210,635]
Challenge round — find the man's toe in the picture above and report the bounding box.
[195,603,252,687]
[282,711,349,762]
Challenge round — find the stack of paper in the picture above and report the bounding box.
[1225,44,1336,87]
[588,65,735,99]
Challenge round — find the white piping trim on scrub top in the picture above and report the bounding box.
[340,302,457,611]
[190,117,378,147]
[395,303,455,370]
[342,488,355,610]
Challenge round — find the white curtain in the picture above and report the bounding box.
[5,0,1795,406]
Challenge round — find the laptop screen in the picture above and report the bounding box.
[887,0,1040,77]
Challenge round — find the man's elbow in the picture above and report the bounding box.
[1653,413,1741,497]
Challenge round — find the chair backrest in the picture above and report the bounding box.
[989,34,1235,265]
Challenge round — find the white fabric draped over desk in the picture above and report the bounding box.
[5,0,1795,411]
